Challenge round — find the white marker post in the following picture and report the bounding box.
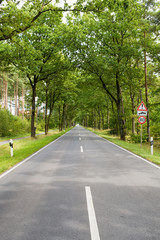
[9,139,13,157]
[150,137,153,155]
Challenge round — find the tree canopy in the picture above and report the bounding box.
[0,0,160,141]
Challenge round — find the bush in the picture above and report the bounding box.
[0,109,10,136]
[0,108,30,137]
[129,133,148,143]
[12,116,30,135]
[37,119,45,131]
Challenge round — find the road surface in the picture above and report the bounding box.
[0,126,160,240]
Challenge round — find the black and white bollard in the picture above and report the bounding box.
[150,137,153,155]
[9,139,13,157]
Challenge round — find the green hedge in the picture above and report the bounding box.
[0,108,30,137]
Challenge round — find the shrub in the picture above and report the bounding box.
[36,119,44,131]
[0,109,10,136]
[0,108,30,137]
[129,133,148,143]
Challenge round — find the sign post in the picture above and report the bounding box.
[137,101,148,146]
[141,124,142,147]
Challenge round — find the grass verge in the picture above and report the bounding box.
[0,130,69,175]
[88,128,160,166]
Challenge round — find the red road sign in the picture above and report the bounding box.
[137,101,148,111]
[138,116,146,124]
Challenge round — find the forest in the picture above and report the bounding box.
[0,0,160,142]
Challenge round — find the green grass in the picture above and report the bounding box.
[0,129,58,142]
[0,133,30,142]
[0,130,69,175]
[88,128,160,166]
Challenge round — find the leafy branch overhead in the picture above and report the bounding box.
[0,0,102,41]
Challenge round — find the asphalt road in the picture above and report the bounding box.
[0,126,160,240]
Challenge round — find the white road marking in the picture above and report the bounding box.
[85,186,101,240]
[80,146,83,152]
[79,137,81,141]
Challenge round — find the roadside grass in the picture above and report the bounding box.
[0,129,57,142]
[0,130,68,175]
[88,128,160,166]
[0,133,30,142]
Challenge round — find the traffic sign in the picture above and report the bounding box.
[137,101,148,111]
[138,116,146,124]
[137,111,147,116]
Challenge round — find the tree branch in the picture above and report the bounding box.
[99,75,118,105]
[0,6,100,41]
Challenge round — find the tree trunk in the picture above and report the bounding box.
[130,88,135,135]
[62,103,66,130]
[93,110,96,129]
[4,74,8,110]
[31,83,36,138]
[14,81,18,116]
[99,72,126,139]
[16,80,19,115]
[22,86,25,120]
[45,84,49,135]
[107,101,110,129]
[131,97,135,135]
[97,106,101,130]
[116,73,126,141]
[0,78,3,107]
[144,44,150,141]
[59,105,62,131]
[101,110,104,130]
[10,97,12,113]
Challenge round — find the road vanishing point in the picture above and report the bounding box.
[0,126,160,240]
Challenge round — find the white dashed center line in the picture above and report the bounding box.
[80,146,83,152]
[85,186,101,240]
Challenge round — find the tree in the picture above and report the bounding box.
[139,0,160,141]
[10,10,64,137]
[0,0,55,41]
[0,0,103,41]
[64,0,144,140]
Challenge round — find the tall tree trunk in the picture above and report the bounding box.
[27,74,38,138]
[14,81,18,115]
[116,73,126,141]
[59,105,62,131]
[130,88,135,135]
[62,102,66,130]
[93,110,96,129]
[1,77,5,108]
[31,84,36,137]
[131,97,135,135]
[107,101,110,129]
[97,106,101,130]
[10,97,12,113]
[45,84,49,135]
[142,0,150,142]
[16,80,19,115]
[22,86,25,120]
[0,78,3,107]
[4,74,8,109]
[144,44,150,141]
[101,110,104,130]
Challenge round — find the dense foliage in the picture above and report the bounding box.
[0,0,160,141]
[0,108,30,137]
